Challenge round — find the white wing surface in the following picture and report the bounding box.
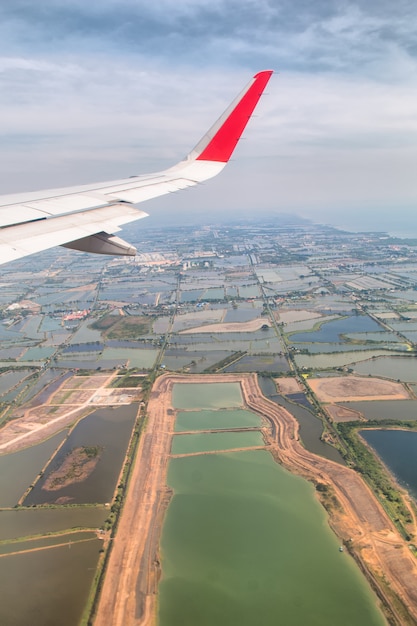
[0,71,273,266]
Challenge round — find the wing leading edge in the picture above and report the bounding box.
[0,70,273,266]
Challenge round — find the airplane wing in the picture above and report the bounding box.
[0,70,273,266]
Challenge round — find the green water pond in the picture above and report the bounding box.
[158,451,385,626]
[175,409,262,432]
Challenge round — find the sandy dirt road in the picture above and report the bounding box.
[93,373,417,626]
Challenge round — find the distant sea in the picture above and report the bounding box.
[128,206,417,240]
[321,210,417,240]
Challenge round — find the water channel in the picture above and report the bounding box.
[258,377,344,464]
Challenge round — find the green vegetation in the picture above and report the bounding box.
[47,446,104,490]
[336,421,415,538]
[315,482,341,514]
[108,316,155,339]
[90,315,118,331]
[90,313,155,339]
[83,446,101,459]
[110,371,144,388]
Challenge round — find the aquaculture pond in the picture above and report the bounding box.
[361,429,417,501]
[238,285,260,298]
[0,536,102,626]
[20,346,56,361]
[225,354,289,373]
[158,451,385,626]
[180,290,204,303]
[290,315,381,343]
[202,288,225,300]
[0,506,107,541]
[295,350,400,370]
[181,339,284,355]
[68,321,102,344]
[175,409,262,432]
[172,383,243,410]
[171,431,264,455]
[342,400,417,422]
[0,430,67,507]
[259,377,344,464]
[100,347,158,368]
[0,370,32,395]
[24,404,137,505]
[353,356,417,382]
[305,343,406,354]
[223,308,261,323]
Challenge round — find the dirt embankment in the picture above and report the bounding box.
[93,373,417,626]
[242,375,417,625]
[274,377,303,395]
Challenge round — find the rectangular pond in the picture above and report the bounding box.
[342,400,417,422]
[175,409,262,432]
[0,431,67,507]
[295,350,401,370]
[171,431,264,455]
[361,429,417,501]
[172,383,243,410]
[353,356,417,382]
[24,404,137,505]
[0,536,102,626]
[0,507,107,541]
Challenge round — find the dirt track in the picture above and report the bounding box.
[93,373,417,626]
[0,373,140,453]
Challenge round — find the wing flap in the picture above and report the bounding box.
[0,204,148,264]
[63,233,137,256]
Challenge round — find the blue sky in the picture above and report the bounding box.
[1,0,417,231]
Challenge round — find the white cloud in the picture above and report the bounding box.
[0,0,417,226]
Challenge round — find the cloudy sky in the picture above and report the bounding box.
[1,0,417,232]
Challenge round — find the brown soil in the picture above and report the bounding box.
[307,375,410,402]
[93,373,417,626]
[0,372,140,453]
[326,404,363,422]
[274,377,303,395]
[42,447,101,492]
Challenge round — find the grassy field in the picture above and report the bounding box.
[92,315,154,339]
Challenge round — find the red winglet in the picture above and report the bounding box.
[196,70,273,163]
